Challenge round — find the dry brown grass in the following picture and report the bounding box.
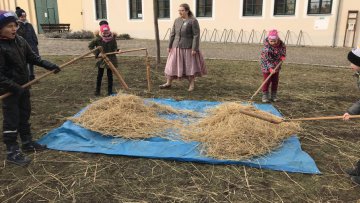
[1,55,359,202]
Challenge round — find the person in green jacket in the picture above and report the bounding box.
[88,24,119,96]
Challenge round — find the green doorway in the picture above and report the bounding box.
[34,0,59,33]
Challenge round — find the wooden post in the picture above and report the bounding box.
[0,47,102,100]
[99,48,129,90]
[145,49,152,92]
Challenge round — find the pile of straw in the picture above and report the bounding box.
[70,94,187,139]
[71,95,301,160]
[181,103,301,160]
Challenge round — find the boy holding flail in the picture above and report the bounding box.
[0,10,61,166]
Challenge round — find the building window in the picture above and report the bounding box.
[196,0,213,17]
[274,0,296,15]
[95,0,107,19]
[157,0,170,18]
[243,0,263,16]
[129,0,142,19]
[307,0,332,14]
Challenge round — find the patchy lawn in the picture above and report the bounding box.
[0,55,359,202]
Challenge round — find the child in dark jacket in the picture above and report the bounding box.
[343,47,360,185]
[260,29,286,103]
[88,24,119,96]
[16,7,39,81]
[0,10,61,166]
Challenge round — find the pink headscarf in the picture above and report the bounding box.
[100,24,110,33]
[99,24,112,42]
[268,29,279,40]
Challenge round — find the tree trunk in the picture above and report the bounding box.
[153,0,161,69]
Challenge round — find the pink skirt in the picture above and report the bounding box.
[164,48,207,79]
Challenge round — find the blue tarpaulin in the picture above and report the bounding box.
[38,98,320,174]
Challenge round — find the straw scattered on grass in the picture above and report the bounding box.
[181,102,302,160]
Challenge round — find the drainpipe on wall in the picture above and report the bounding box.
[332,0,341,47]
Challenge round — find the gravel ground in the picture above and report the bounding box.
[38,35,351,67]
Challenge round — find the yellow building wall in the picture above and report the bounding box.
[16,0,37,30]
[0,0,14,11]
[82,0,193,38]
[3,0,360,47]
[58,0,83,31]
[335,1,360,47]
[1,0,83,33]
[81,0,356,46]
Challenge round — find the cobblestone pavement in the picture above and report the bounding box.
[38,35,351,67]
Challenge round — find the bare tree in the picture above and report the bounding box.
[153,0,161,69]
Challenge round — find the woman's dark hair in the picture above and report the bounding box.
[180,3,193,17]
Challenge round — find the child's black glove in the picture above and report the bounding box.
[11,83,26,96]
[40,60,61,74]
[52,64,61,74]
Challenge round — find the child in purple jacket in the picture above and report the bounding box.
[260,29,286,103]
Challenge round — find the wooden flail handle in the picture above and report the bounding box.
[0,47,102,100]
[250,61,283,101]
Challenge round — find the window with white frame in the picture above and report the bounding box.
[274,0,296,15]
[196,0,213,17]
[307,0,332,14]
[157,0,170,18]
[243,0,263,16]
[129,0,142,19]
[95,0,107,19]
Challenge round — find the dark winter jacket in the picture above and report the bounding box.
[348,101,360,115]
[347,72,360,115]
[0,35,58,94]
[16,21,39,55]
[260,37,286,73]
[88,34,118,68]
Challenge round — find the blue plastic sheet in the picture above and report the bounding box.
[38,98,320,174]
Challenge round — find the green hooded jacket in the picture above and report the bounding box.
[88,34,118,68]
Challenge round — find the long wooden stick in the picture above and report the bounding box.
[0,47,101,100]
[251,114,360,124]
[250,61,283,100]
[84,48,148,59]
[237,107,283,124]
[237,105,360,124]
[145,49,151,92]
[99,48,129,90]
[285,115,360,122]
